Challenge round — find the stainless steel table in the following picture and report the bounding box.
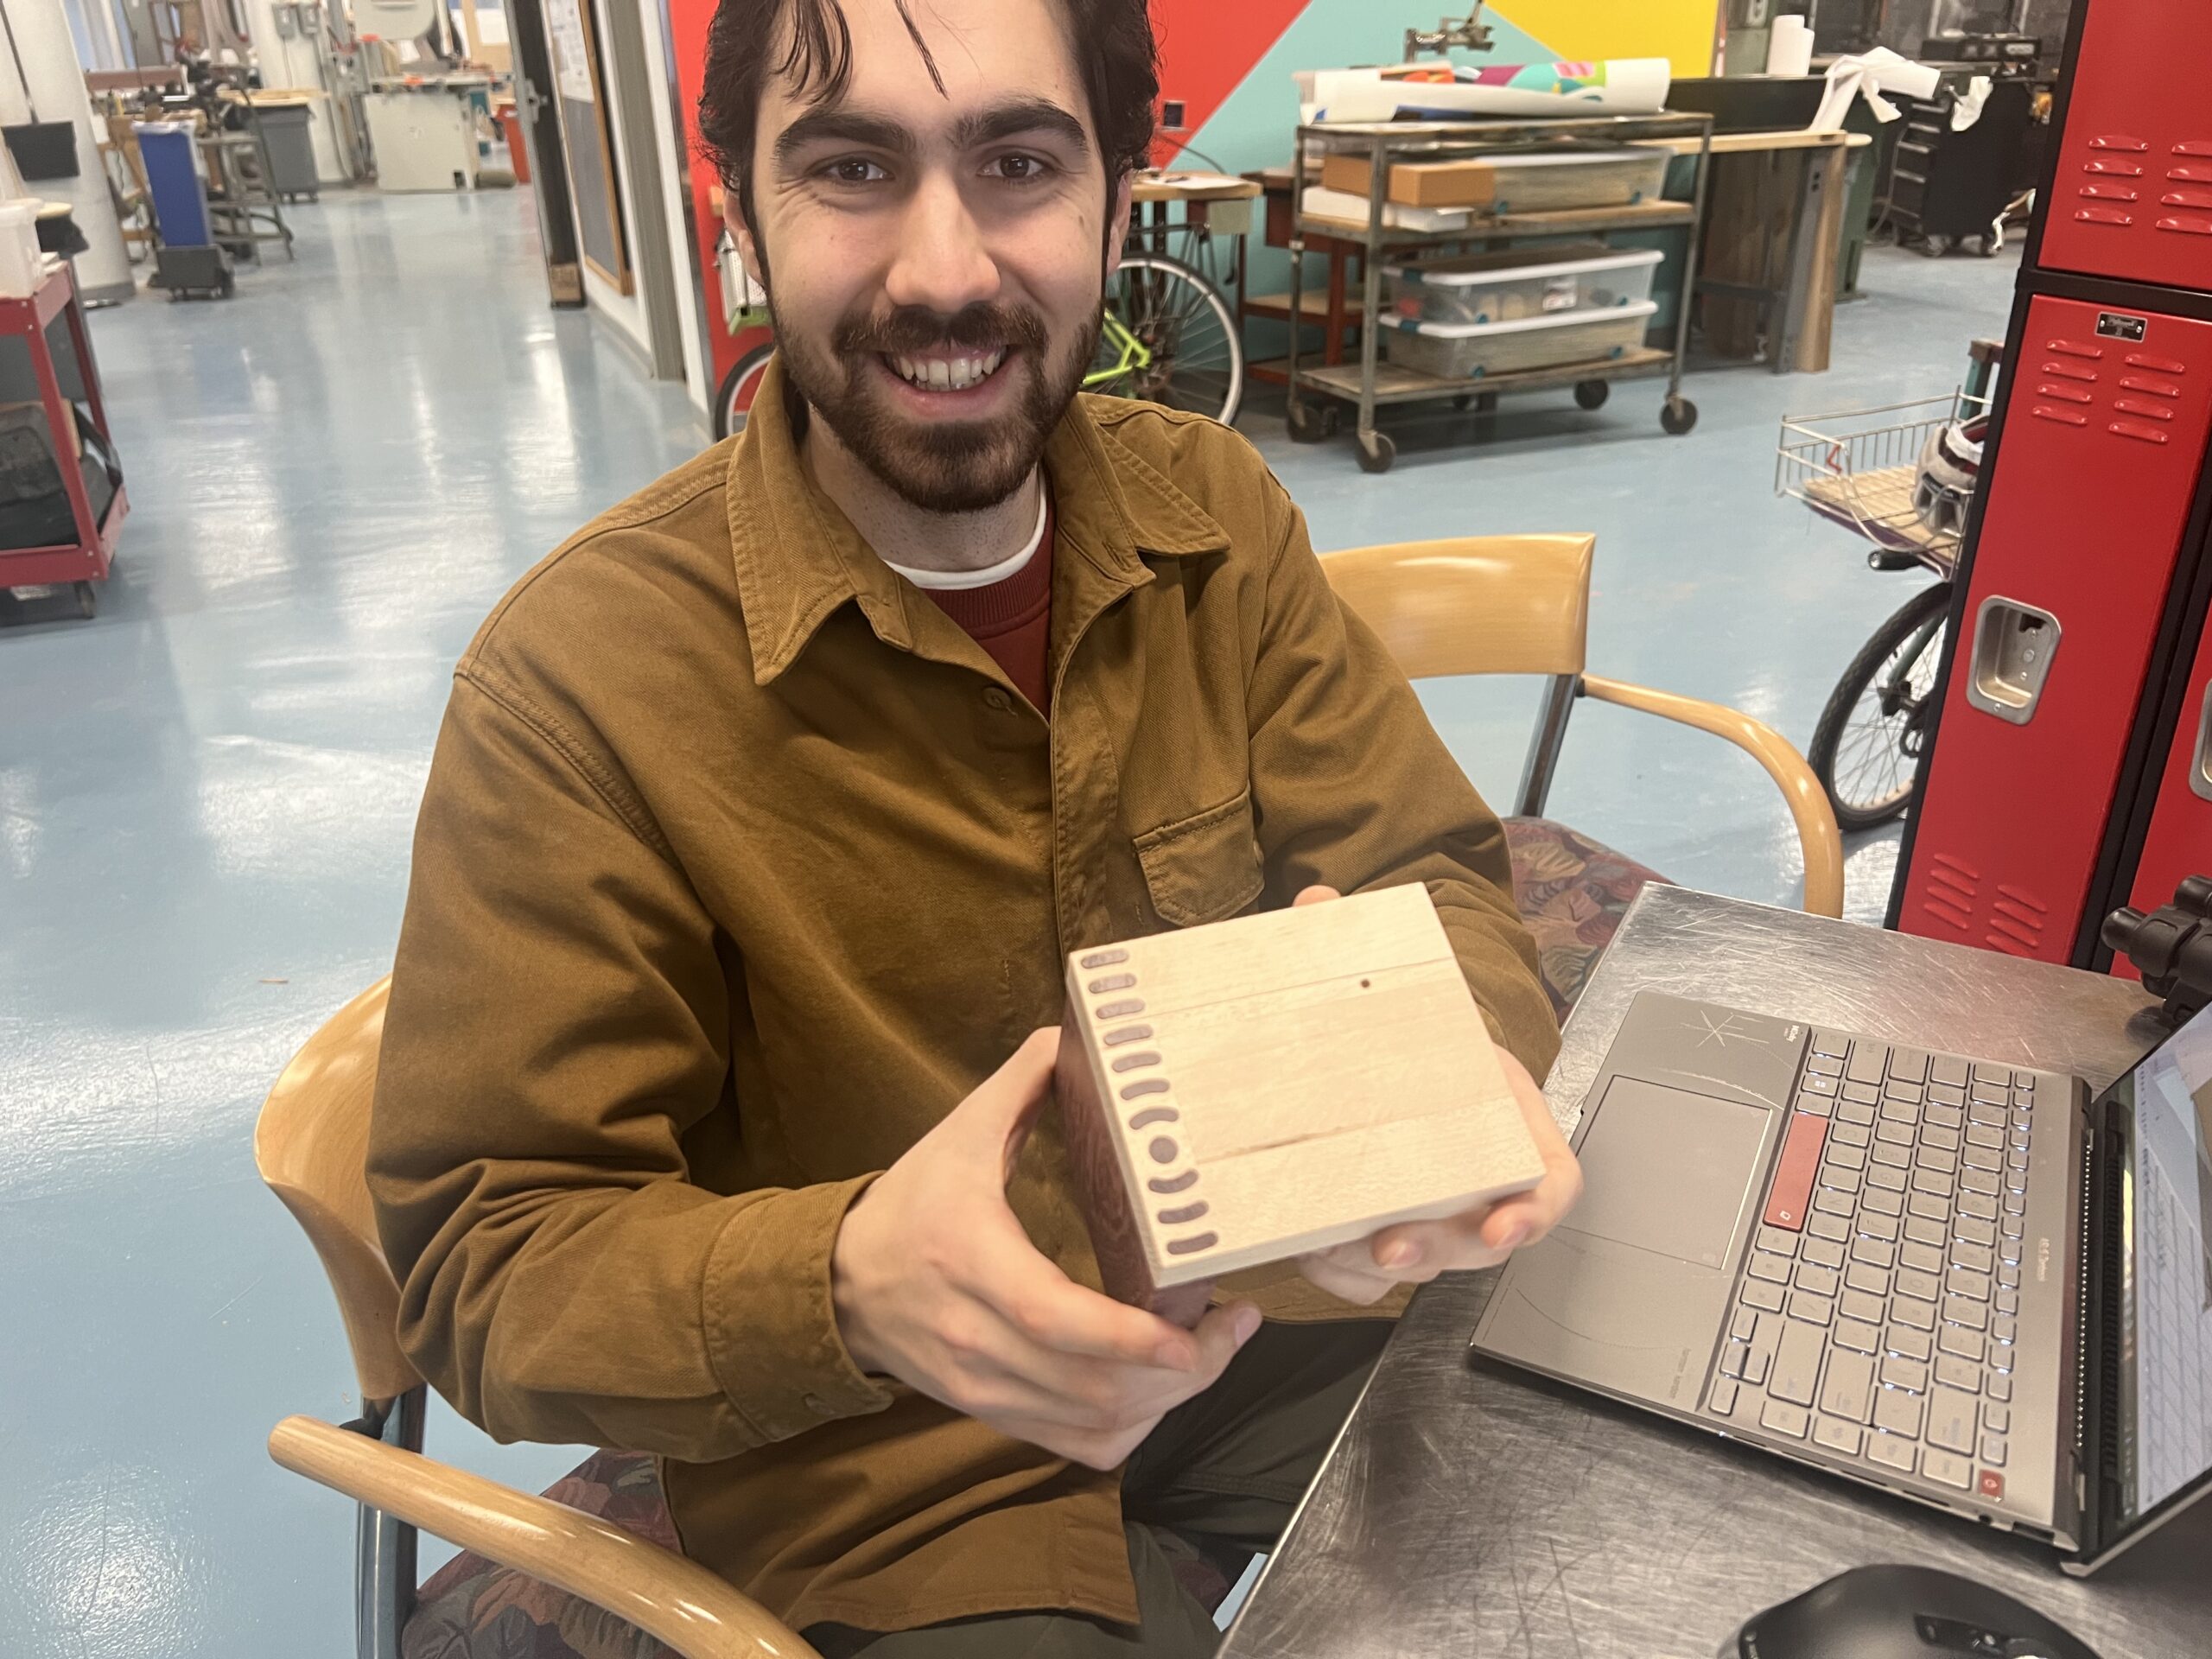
[1223,887,2205,1659]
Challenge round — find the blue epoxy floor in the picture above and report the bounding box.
[0,188,2018,1656]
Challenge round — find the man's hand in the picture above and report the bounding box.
[831,1028,1262,1470]
[1285,885,1584,1306]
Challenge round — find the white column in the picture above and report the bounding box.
[0,0,133,299]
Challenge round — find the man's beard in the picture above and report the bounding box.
[772,296,1100,514]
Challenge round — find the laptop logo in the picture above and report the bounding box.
[2037,1236,2050,1282]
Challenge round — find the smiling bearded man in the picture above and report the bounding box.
[365,0,1577,1654]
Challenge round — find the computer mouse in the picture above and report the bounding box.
[1731,1564,2099,1659]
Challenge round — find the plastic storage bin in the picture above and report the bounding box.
[1382,299,1659,380]
[1387,245,1662,326]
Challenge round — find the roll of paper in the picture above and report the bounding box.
[1766,16,1814,79]
[1310,58,1672,122]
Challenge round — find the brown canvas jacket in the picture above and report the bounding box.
[368,358,1559,1632]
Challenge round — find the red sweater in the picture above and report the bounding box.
[913,504,1054,715]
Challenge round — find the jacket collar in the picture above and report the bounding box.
[724,354,1230,686]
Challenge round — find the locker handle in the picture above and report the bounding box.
[2193,683,2212,804]
[1963,596,2062,727]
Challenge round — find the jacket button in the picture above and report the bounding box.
[982,687,1012,713]
[802,1392,829,1414]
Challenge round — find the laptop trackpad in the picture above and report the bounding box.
[1474,1078,1773,1411]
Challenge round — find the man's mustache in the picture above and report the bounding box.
[834,303,1051,359]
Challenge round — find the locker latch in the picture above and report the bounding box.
[1963,596,2062,725]
[2193,683,2212,803]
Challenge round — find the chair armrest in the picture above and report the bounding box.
[268,1416,823,1659]
[1580,675,1846,919]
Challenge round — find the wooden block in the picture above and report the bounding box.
[1319,152,1497,209]
[1055,884,1543,1326]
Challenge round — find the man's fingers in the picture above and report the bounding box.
[965,1236,1214,1370]
[1296,1250,1402,1305]
[1292,884,1342,907]
[943,1027,1060,1163]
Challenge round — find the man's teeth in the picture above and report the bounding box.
[890,349,1007,391]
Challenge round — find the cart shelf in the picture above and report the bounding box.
[1277,346,1675,407]
[1294,196,1697,245]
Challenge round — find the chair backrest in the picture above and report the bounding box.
[255,976,421,1406]
[1318,533,1594,681]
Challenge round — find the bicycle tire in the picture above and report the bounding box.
[1808,582,1953,834]
[714,344,776,441]
[1092,252,1244,425]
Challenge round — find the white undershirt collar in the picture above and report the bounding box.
[883,487,1050,592]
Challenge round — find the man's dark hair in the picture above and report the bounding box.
[697,0,1159,234]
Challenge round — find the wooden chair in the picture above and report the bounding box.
[256,976,821,1659]
[1320,534,1844,1018]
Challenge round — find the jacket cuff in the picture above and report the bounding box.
[702,1176,893,1443]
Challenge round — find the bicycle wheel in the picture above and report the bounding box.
[1808,582,1953,833]
[714,344,775,441]
[1092,253,1243,425]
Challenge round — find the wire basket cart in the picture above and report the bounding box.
[1776,388,1990,576]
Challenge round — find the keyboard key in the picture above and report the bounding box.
[1984,1404,2010,1433]
[1814,1188,1855,1217]
[1812,1030,1851,1060]
[1756,1224,1800,1257]
[1749,1251,1792,1283]
[1821,1165,1864,1195]
[1840,1288,1885,1325]
[1835,1317,1881,1354]
[1970,1063,2008,1086]
[1808,1212,1852,1244]
[1989,1374,2012,1403]
[1930,1056,1969,1088]
[1948,1267,1993,1304]
[2009,1148,2031,1173]
[1770,1319,1825,1406]
[2001,1214,2025,1241]
[2002,1191,2026,1217]
[1864,1187,1904,1217]
[1788,1289,1835,1327]
[1924,1103,1965,1133]
[1894,1297,1935,1332]
[1927,1386,1978,1454]
[1820,1348,1875,1422]
[1856,1210,1902,1243]
[1928,1084,1967,1109]
[1966,1122,2004,1150]
[1828,1140,1870,1170]
[1764,1111,1827,1230]
[1904,1216,1947,1249]
[1980,1433,2007,1467]
[1879,1097,1919,1126]
[1999,1236,2023,1266]
[1891,1048,1930,1084]
[1907,1192,1949,1224]
[1721,1342,1747,1377]
[1896,1268,1941,1303]
[1800,1070,1840,1096]
[1796,1092,1834,1117]
[1943,1297,1988,1334]
[1802,1236,1846,1269]
[1952,1241,1994,1274]
[1968,1101,2006,1128]
[1844,1262,1891,1298]
[1900,1241,1944,1274]
[1847,1044,1887,1086]
[1939,1324,1986,1363]
[1935,1353,1980,1392]
[1837,1099,1878,1128]
[1851,1236,1897,1270]
[1868,1432,1917,1473]
[1886,1325,1932,1361]
[1924,1447,1974,1491]
[1874,1128,1913,1156]
[1963,1144,2001,1173]
[1815,1416,1864,1455]
[1995,1287,2019,1316]
[1745,1345,1772,1386]
[1910,1168,1952,1198]
[1763,1398,1811,1440]
[1880,1354,1928,1392]
[1868,1164,1908,1192]
[1993,1315,2017,1345]
[1832,1121,1873,1149]
[1796,1262,1840,1297]
[1961,1167,1999,1197]
[1989,1344,2013,1376]
[1875,1386,1925,1438]
[1841,1077,1881,1104]
[1731,1307,1759,1343]
[1961,1192,1999,1223]
[1708,1376,1738,1415]
[1808,1046,1846,1071]
[1916,1145,1960,1175]
[1743,1278,1786,1313]
[1957,1215,1997,1248]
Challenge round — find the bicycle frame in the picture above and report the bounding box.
[1083,308,1152,392]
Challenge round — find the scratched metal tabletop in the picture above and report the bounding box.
[1222,885,2204,1659]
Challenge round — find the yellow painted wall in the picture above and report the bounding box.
[1492,0,1718,78]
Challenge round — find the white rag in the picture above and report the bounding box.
[1807,47,1944,133]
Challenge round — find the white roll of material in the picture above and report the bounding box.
[1766,15,1814,79]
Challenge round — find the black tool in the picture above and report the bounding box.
[2102,874,2212,1028]
[1732,1564,2097,1658]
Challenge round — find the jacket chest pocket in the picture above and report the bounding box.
[1133,786,1266,929]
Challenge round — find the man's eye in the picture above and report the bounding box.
[988,154,1053,182]
[823,158,889,184]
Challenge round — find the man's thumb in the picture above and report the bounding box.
[951,1027,1062,1176]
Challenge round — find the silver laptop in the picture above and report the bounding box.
[1471,990,2212,1573]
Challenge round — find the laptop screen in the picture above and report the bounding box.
[2112,999,2212,1524]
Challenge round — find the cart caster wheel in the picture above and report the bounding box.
[1661,397,1698,435]
[219,270,235,298]
[1452,393,1472,410]
[73,581,97,619]
[1976,231,2003,257]
[1918,234,1951,259]
[1573,379,1610,410]
[1287,403,1328,444]
[1356,430,1396,474]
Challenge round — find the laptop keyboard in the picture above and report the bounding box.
[1703,1030,2036,1504]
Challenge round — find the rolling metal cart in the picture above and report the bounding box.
[1284,111,1713,474]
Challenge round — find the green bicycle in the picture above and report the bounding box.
[715,245,1244,439]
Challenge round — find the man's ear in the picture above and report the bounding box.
[1103,171,1134,283]
[725,194,767,293]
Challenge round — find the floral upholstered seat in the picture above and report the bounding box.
[1502,817,1672,1025]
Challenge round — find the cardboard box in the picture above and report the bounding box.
[1320,151,1498,208]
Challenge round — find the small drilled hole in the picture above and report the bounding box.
[1166,1232,1218,1255]
[1148,1136,1179,1164]
[1120,1077,1170,1099]
[1128,1106,1179,1129]
[1156,1200,1210,1226]
[1361,978,1370,988]
[1148,1170,1199,1194]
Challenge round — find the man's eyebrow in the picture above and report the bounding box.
[773,108,918,167]
[953,99,1091,156]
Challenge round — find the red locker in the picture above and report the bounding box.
[2114,594,2212,976]
[2037,0,2212,294]
[1896,296,2212,958]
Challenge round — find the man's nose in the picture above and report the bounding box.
[883,172,1001,316]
